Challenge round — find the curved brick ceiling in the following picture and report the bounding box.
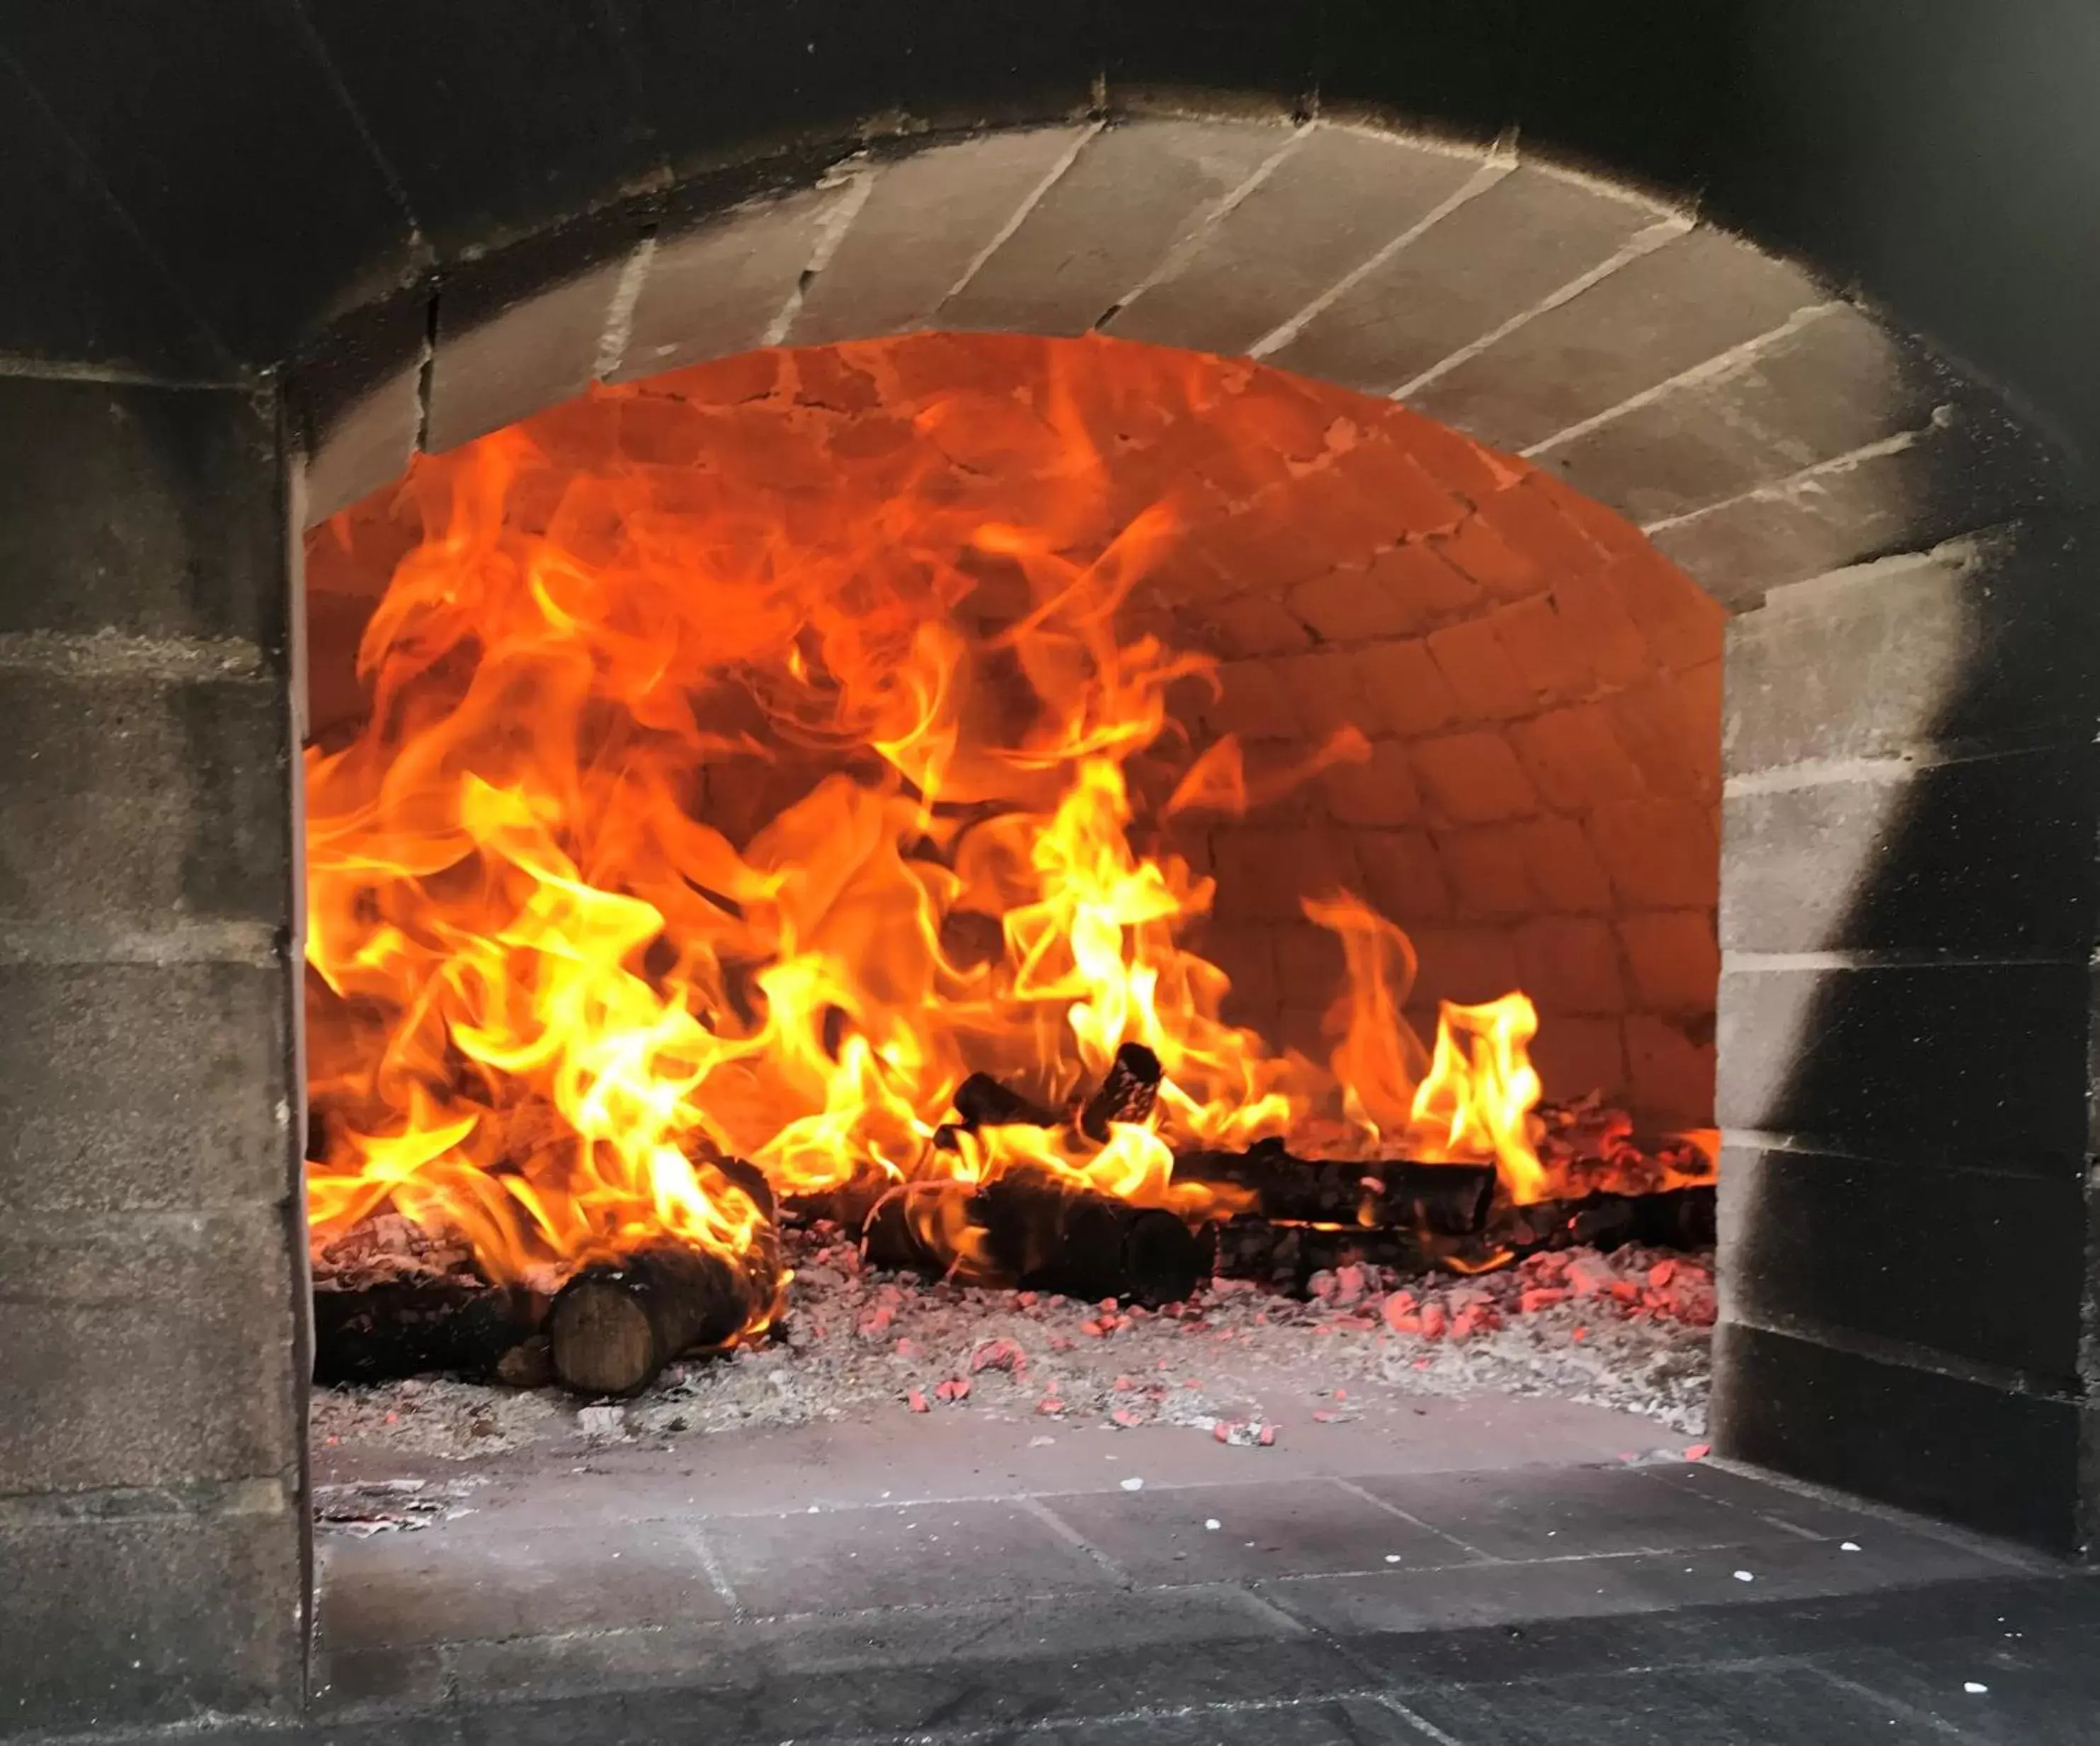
[310,331,1723,1122]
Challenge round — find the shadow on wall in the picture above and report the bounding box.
[1710,384,2100,1547]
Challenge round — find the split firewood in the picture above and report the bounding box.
[1171,1140,1494,1236]
[547,1225,783,1398]
[1077,1041,1162,1141]
[312,1278,537,1385]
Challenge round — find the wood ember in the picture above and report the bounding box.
[1172,1141,1495,1235]
[1214,1186,1716,1291]
[1078,1041,1162,1141]
[314,1220,1717,1463]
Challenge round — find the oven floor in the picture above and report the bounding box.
[280,1398,2099,1745]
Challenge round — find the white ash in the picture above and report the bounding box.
[313,1227,1712,1459]
[311,1374,564,1458]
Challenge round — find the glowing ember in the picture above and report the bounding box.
[304,338,1578,1333]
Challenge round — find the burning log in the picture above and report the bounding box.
[1078,1041,1162,1141]
[977,1163,1206,1307]
[1171,1140,1494,1236]
[860,1168,1207,1307]
[952,1071,1058,1130]
[312,1279,537,1385]
[1214,1185,1718,1291]
[547,1229,782,1398]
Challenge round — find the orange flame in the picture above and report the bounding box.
[304,341,1556,1321]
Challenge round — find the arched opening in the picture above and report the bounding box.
[4,52,2093,1730]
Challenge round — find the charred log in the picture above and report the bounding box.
[1212,1215,1436,1289]
[1172,1141,1495,1235]
[976,1163,1206,1307]
[312,1279,537,1385]
[1078,1041,1162,1141]
[1493,1185,1717,1255]
[952,1072,1058,1130]
[859,1168,1206,1307]
[547,1233,781,1398]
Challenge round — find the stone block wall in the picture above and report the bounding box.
[1710,523,2100,1548]
[308,331,1725,1126]
[0,377,308,1730]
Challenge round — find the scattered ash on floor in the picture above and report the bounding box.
[309,1224,1714,1461]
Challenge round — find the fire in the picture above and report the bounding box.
[303,337,1553,1322]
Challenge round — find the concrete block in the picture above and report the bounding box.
[616,182,857,382]
[1269,164,1662,394]
[0,1204,303,1493]
[1721,526,2100,777]
[1720,744,2094,957]
[0,1495,303,1734]
[0,376,283,644]
[1711,1319,2082,1551]
[1720,1144,2084,1383]
[0,666,291,930]
[939,118,1289,336]
[290,292,428,525]
[790,127,1092,345]
[0,959,295,1217]
[1409,227,1825,452]
[1645,396,2083,611]
[1535,305,1941,525]
[1715,960,2087,1165]
[1109,125,1483,357]
[426,212,649,450]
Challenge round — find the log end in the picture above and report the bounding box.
[547,1272,660,1398]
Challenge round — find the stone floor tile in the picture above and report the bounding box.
[450,1587,1363,1741]
[1037,1477,1475,1585]
[317,1518,726,1651]
[1351,1462,1832,1559]
[1393,1665,1930,1745]
[1043,1694,1436,1744]
[701,1498,1115,1614]
[1264,1533,2006,1641]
